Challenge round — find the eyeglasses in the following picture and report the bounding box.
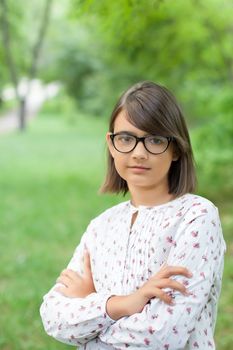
[110,133,173,155]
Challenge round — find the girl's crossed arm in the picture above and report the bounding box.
[105,265,192,320]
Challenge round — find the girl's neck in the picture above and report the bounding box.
[129,186,175,208]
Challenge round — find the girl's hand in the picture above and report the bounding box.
[106,265,192,320]
[134,264,192,306]
[55,251,96,298]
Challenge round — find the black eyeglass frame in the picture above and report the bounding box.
[110,133,173,155]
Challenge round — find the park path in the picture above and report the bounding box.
[0,79,60,134]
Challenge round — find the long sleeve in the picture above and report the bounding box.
[40,222,114,347]
[99,203,225,349]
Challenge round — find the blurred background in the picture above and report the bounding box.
[0,0,232,349]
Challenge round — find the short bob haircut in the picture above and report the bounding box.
[100,81,196,196]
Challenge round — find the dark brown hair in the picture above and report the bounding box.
[100,81,196,196]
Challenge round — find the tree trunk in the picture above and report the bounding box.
[19,97,26,131]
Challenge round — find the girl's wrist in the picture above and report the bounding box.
[134,288,151,305]
[106,295,130,320]
[106,292,150,321]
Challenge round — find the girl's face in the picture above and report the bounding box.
[106,110,177,196]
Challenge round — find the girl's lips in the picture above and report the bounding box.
[128,166,151,173]
[128,166,150,170]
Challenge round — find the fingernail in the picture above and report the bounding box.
[188,271,193,277]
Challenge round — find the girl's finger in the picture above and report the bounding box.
[61,269,82,281]
[56,275,71,287]
[153,287,173,304]
[156,278,188,295]
[60,269,73,280]
[155,266,192,279]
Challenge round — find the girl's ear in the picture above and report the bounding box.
[172,145,180,161]
[106,132,115,158]
[172,153,179,161]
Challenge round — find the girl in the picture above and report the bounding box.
[40,81,225,349]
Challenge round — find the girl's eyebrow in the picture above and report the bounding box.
[114,130,150,137]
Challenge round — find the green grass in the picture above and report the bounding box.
[0,113,232,349]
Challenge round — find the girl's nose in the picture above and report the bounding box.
[131,141,148,159]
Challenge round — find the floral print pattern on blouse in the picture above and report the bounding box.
[40,193,226,349]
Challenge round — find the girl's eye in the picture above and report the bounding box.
[148,136,165,145]
[116,135,134,144]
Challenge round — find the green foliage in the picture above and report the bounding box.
[2,0,232,123]
[190,83,233,203]
[40,88,79,123]
[57,0,232,120]
[192,115,233,204]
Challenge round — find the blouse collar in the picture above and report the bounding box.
[127,194,189,213]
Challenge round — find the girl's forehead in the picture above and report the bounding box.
[114,110,140,130]
[113,110,163,137]
[114,110,146,134]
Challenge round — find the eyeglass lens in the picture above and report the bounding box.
[113,134,169,154]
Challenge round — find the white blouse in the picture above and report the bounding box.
[40,193,226,349]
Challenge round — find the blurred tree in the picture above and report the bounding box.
[1,0,232,142]
[0,0,53,130]
[51,0,231,120]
